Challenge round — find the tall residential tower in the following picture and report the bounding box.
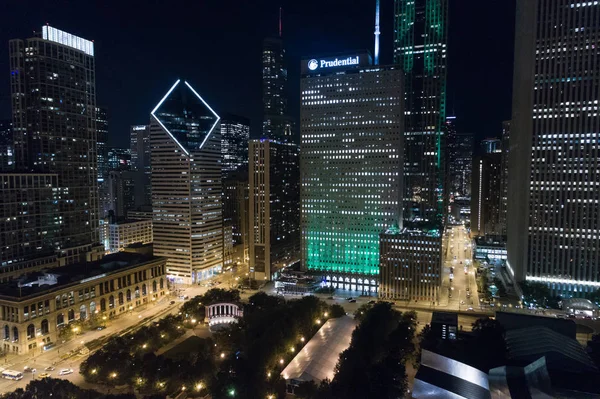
[150,80,223,284]
[249,139,300,281]
[9,25,99,264]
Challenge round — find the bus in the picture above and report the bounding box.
[2,370,23,380]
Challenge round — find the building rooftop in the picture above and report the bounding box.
[0,252,162,301]
[506,326,597,374]
[431,312,458,326]
[281,316,357,384]
[413,349,491,399]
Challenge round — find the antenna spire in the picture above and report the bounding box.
[279,7,283,37]
[374,0,380,65]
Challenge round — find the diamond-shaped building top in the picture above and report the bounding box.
[151,80,220,153]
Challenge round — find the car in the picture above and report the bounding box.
[170,300,176,305]
[346,297,354,301]
[38,372,51,378]
[43,342,55,351]
[327,296,334,300]
[348,299,357,303]
[466,287,470,292]
[23,366,36,373]
[59,369,73,376]
[368,300,376,304]
[96,326,106,331]
[467,307,474,311]
[44,366,55,372]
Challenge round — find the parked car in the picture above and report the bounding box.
[43,342,55,350]
[349,299,357,303]
[346,297,354,301]
[59,369,73,376]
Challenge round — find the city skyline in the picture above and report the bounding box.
[0,0,515,147]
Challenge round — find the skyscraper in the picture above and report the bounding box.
[480,138,502,154]
[9,25,99,264]
[0,173,60,280]
[150,80,223,284]
[394,0,448,224]
[249,139,300,281]
[262,34,293,142]
[300,52,403,292]
[107,147,131,171]
[221,114,250,174]
[96,107,109,181]
[130,124,152,206]
[471,153,502,237]
[509,0,600,294]
[499,121,510,235]
[0,120,14,171]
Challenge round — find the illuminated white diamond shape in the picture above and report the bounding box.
[150,79,220,155]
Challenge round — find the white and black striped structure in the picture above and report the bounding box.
[509,0,600,294]
[150,80,223,285]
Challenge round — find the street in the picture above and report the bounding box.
[441,225,480,311]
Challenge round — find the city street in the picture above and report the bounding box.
[441,225,480,311]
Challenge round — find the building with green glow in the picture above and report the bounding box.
[376,0,448,301]
[394,0,448,225]
[300,52,403,292]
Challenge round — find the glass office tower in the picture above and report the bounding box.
[394,0,448,224]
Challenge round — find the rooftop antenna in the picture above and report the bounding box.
[374,0,380,65]
[279,7,283,37]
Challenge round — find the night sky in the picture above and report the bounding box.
[0,0,515,148]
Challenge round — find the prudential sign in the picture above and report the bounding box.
[307,56,360,71]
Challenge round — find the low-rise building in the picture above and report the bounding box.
[474,236,507,261]
[0,252,167,355]
[379,226,442,302]
[107,219,153,254]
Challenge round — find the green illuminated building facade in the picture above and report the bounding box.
[394,0,448,225]
[300,53,403,290]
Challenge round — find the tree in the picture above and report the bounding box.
[328,304,346,318]
[519,281,551,307]
[295,381,319,398]
[2,378,102,399]
[330,303,414,398]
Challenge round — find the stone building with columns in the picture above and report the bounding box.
[204,302,243,327]
[0,252,167,355]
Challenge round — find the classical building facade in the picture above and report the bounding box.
[0,253,167,354]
